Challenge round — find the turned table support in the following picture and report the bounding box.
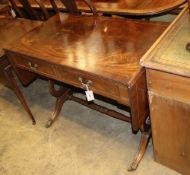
[46,79,150,171]
[128,127,151,171]
[45,79,72,128]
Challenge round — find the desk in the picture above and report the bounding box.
[141,6,190,174]
[15,0,187,16]
[4,13,167,170]
[0,17,41,124]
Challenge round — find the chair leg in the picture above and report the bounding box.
[4,65,36,125]
[45,80,72,128]
[128,128,151,171]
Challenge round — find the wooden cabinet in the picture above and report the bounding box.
[147,70,190,174]
[141,6,190,174]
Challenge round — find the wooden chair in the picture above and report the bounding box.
[9,0,49,20]
[49,0,97,15]
[9,0,97,20]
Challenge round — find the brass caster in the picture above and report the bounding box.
[32,120,36,125]
[128,162,138,171]
[45,119,53,128]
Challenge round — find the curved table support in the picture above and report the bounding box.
[46,79,72,128]
[46,80,151,171]
[4,65,36,125]
[128,128,151,171]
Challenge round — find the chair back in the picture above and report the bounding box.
[50,0,97,15]
[9,0,97,20]
[9,0,49,20]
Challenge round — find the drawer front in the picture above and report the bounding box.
[148,92,190,175]
[9,53,56,77]
[55,66,122,101]
[147,69,190,102]
[8,52,129,104]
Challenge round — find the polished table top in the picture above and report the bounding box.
[15,0,187,15]
[5,13,167,84]
[0,17,41,57]
[141,6,190,77]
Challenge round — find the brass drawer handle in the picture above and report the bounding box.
[28,62,38,70]
[78,77,92,87]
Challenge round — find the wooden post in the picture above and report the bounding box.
[186,0,190,51]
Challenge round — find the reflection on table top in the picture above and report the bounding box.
[5,13,167,84]
[15,0,187,15]
[0,17,41,57]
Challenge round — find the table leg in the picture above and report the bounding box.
[4,65,36,125]
[45,79,72,128]
[186,42,190,51]
[128,128,151,171]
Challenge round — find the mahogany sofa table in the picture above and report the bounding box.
[15,0,187,16]
[4,13,167,170]
[0,17,41,124]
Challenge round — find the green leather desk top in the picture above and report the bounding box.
[141,6,190,77]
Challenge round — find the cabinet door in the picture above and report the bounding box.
[149,92,190,175]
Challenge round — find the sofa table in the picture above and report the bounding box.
[141,6,190,174]
[4,13,167,170]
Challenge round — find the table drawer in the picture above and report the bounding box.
[9,53,56,77]
[147,69,190,102]
[55,66,121,100]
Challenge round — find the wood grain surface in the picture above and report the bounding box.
[149,90,190,175]
[0,17,41,57]
[4,13,167,85]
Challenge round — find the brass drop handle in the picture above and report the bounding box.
[28,62,38,70]
[78,77,92,88]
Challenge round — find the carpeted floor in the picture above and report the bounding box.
[0,78,180,175]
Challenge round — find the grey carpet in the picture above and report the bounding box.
[0,79,180,175]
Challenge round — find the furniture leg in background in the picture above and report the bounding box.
[186,0,190,51]
[3,64,36,124]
